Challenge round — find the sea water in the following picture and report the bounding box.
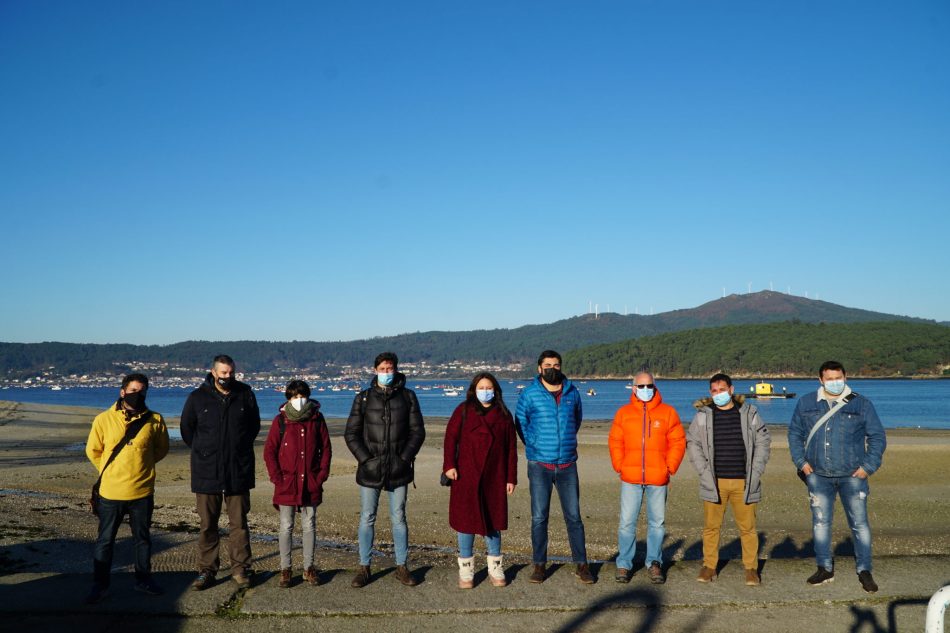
[2,378,948,429]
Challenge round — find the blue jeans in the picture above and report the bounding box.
[359,485,409,566]
[93,495,154,587]
[806,474,873,572]
[527,460,587,565]
[457,531,501,557]
[616,483,667,569]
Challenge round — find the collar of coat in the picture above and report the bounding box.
[692,394,747,410]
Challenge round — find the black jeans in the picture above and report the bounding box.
[93,495,154,587]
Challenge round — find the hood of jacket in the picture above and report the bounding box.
[200,372,252,398]
[693,394,747,410]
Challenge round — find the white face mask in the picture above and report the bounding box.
[635,387,654,402]
[289,397,308,411]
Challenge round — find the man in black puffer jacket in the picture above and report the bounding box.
[180,354,261,590]
[345,352,425,588]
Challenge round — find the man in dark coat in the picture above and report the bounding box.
[180,354,261,590]
[344,352,425,588]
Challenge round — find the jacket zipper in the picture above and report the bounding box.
[641,404,647,484]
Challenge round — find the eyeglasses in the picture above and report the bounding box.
[635,383,655,389]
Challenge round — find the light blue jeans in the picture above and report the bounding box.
[457,531,501,557]
[278,505,317,569]
[616,483,667,569]
[358,485,409,566]
[806,474,873,572]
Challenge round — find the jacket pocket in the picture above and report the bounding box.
[275,474,296,497]
[193,450,218,481]
[360,456,383,483]
[390,454,411,481]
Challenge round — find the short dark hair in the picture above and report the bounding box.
[537,350,562,367]
[212,354,235,368]
[709,372,732,387]
[284,379,311,400]
[374,352,398,369]
[122,373,149,390]
[819,360,846,378]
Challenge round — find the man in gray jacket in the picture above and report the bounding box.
[687,373,771,586]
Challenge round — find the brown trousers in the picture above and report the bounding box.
[196,492,252,575]
[702,478,759,570]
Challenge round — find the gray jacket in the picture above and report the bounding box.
[686,396,771,504]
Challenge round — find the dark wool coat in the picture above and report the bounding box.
[263,401,332,508]
[180,374,261,494]
[344,372,426,490]
[443,401,518,535]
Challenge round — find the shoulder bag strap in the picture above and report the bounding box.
[93,413,150,490]
[804,393,856,451]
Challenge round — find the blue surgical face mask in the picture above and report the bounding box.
[823,379,845,396]
[712,392,732,407]
[635,387,654,402]
[476,389,494,404]
[377,372,394,387]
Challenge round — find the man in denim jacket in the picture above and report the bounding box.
[788,360,886,593]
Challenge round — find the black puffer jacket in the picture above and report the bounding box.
[344,372,426,490]
[180,374,261,494]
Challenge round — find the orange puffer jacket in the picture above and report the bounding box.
[608,389,686,486]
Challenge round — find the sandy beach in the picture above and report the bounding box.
[2,398,949,574]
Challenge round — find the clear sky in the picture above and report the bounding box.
[1,1,948,344]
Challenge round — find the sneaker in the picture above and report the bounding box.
[303,566,320,586]
[232,569,252,588]
[350,565,371,588]
[134,578,165,596]
[529,563,546,584]
[192,571,215,591]
[278,568,292,589]
[85,584,109,605]
[697,566,718,583]
[858,570,878,593]
[615,567,631,583]
[575,563,595,584]
[807,567,835,586]
[745,569,761,586]
[394,565,418,587]
[648,561,665,585]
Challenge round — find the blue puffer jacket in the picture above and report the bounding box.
[515,376,583,464]
[788,390,886,477]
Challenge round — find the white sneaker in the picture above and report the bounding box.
[487,554,506,587]
[457,556,475,589]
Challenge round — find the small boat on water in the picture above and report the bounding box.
[587,388,596,397]
[746,381,796,399]
[443,389,461,397]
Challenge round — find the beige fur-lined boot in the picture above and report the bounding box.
[487,554,507,587]
[457,557,475,589]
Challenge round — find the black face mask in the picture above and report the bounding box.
[123,391,146,410]
[541,368,563,385]
[216,376,234,389]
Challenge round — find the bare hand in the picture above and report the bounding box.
[801,463,814,476]
[852,467,868,479]
[444,468,458,481]
[506,483,516,496]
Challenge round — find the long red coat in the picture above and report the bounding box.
[263,402,332,508]
[443,401,518,535]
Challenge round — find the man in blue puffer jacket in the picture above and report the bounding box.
[515,350,593,584]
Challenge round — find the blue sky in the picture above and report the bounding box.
[1,1,948,344]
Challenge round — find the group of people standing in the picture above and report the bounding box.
[83,350,886,603]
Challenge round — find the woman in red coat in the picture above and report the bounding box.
[443,372,518,588]
[263,380,332,588]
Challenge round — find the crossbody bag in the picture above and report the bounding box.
[89,411,149,515]
[796,393,856,483]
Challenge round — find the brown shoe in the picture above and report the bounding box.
[192,571,215,591]
[278,568,292,589]
[303,566,320,586]
[350,565,371,588]
[232,569,252,588]
[394,565,418,587]
[529,563,546,584]
[575,563,596,584]
[697,566,718,582]
[647,561,665,584]
[745,569,761,586]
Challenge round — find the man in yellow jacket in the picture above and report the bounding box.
[85,373,169,604]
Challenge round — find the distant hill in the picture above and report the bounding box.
[0,292,941,376]
[564,321,950,378]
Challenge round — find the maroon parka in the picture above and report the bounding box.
[443,401,518,535]
[263,402,332,508]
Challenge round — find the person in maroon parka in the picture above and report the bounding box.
[443,372,518,588]
[263,380,332,588]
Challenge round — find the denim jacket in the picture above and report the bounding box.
[788,390,886,477]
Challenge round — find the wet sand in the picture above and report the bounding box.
[1,399,949,575]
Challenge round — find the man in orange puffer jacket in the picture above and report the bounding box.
[608,371,686,585]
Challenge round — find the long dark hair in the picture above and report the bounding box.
[465,371,510,418]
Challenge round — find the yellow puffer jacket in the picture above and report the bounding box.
[86,403,169,501]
